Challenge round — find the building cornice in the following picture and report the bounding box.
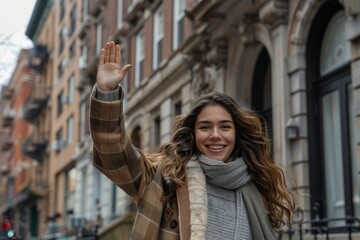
[25,0,53,42]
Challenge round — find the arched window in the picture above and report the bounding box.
[252,47,273,153]
[307,1,358,229]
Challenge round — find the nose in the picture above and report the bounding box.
[210,127,220,140]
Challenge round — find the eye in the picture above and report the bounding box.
[221,124,233,130]
[198,125,210,130]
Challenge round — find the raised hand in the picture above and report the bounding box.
[96,41,132,91]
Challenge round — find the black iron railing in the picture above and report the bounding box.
[283,208,360,240]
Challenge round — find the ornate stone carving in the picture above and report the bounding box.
[290,0,318,44]
[238,16,256,44]
[192,63,216,96]
[206,38,228,67]
[339,0,360,17]
[259,0,288,27]
[185,36,227,95]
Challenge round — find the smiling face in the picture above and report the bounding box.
[195,104,236,161]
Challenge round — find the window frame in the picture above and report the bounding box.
[173,0,185,50]
[135,30,145,87]
[153,5,164,70]
[306,2,356,231]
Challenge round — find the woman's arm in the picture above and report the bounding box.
[89,42,146,204]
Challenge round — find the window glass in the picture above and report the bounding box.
[135,30,144,87]
[96,21,103,55]
[117,0,123,28]
[322,90,345,226]
[80,168,87,216]
[68,74,75,102]
[173,0,185,49]
[320,11,351,76]
[348,84,360,217]
[153,6,164,69]
[67,115,74,144]
[154,116,161,145]
[82,0,88,21]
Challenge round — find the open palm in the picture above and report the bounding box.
[96,41,132,91]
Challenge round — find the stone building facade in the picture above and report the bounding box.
[0,0,359,239]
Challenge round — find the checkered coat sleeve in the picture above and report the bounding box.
[90,86,148,203]
[89,86,185,239]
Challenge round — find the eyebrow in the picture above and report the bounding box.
[196,120,234,125]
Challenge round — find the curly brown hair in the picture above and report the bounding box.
[146,91,295,231]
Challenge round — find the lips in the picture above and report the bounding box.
[207,145,226,150]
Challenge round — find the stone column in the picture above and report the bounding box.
[259,0,290,168]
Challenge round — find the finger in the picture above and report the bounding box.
[115,44,121,65]
[104,42,110,63]
[120,64,132,78]
[99,49,105,66]
[109,41,116,63]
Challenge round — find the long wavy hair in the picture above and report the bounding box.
[145,91,295,231]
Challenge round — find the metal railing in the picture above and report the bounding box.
[282,208,360,240]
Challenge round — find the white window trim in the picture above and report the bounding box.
[67,115,74,144]
[153,6,164,70]
[68,74,75,102]
[117,0,123,29]
[79,101,86,140]
[135,30,144,87]
[82,0,88,21]
[173,0,185,50]
[96,21,103,55]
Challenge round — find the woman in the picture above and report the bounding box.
[90,41,295,239]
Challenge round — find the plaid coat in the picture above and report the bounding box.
[90,87,191,240]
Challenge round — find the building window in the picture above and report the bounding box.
[154,116,161,146]
[173,0,185,49]
[79,100,89,140]
[69,41,76,59]
[60,0,65,21]
[69,4,77,35]
[307,3,358,229]
[117,0,123,29]
[135,30,144,87]
[111,184,117,220]
[59,31,64,55]
[67,74,75,103]
[80,168,87,216]
[320,11,351,76]
[96,20,103,55]
[251,47,273,149]
[66,114,74,145]
[94,171,102,216]
[65,168,77,223]
[56,127,63,152]
[82,0,88,21]
[153,6,164,69]
[174,101,182,117]
[58,61,64,78]
[57,90,64,116]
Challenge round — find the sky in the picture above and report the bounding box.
[0,0,37,86]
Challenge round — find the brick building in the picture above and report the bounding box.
[0,0,359,239]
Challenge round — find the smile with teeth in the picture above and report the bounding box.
[207,145,225,150]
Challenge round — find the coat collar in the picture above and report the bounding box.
[176,180,190,240]
[184,159,208,240]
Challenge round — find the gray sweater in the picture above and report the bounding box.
[206,182,252,239]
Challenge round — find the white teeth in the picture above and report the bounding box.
[208,145,224,149]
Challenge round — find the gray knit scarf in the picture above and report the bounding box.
[199,155,252,239]
[198,155,252,189]
[186,155,277,240]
